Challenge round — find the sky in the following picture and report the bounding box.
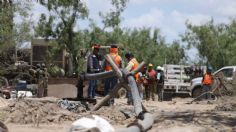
[32,0,236,43]
[31,0,236,61]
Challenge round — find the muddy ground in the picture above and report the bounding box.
[0,84,236,132]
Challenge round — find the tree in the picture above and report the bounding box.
[36,0,88,75]
[100,0,129,29]
[182,19,236,69]
[0,0,33,64]
[0,0,14,50]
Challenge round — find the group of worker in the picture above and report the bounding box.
[136,64,165,102]
[87,44,165,105]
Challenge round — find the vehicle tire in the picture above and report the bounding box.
[192,86,203,98]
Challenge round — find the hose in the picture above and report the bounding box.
[115,113,154,132]
[81,71,116,80]
[190,91,217,103]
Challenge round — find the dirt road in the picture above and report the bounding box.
[3,96,236,132]
[1,84,236,132]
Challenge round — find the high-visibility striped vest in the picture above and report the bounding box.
[130,58,139,79]
[105,54,122,71]
[202,73,213,85]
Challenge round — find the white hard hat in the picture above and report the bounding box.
[156,66,164,71]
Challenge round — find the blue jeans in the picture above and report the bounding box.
[104,77,117,105]
[104,77,118,95]
[88,80,97,98]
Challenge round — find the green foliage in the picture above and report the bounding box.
[100,0,129,29]
[36,0,88,74]
[0,1,33,68]
[0,1,14,48]
[81,25,186,67]
[35,0,186,73]
[182,19,236,69]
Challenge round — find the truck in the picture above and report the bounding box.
[163,64,191,97]
[190,66,236,98]
[162,64,206,99]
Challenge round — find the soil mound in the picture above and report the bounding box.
[3,98,86,124]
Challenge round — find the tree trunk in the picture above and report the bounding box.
[67,54,74,76]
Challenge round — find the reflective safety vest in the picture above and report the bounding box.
[130,58,139,79]
[202,73,213,85]
[136,72,144,84]
[105,54,122,71]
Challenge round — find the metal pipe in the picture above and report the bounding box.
[126,75,143,116]
[115,113,154,132]
[130,61,146,75]
[82,71,116,80]
[91,83,123,111]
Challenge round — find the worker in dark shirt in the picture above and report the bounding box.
[87,44,101,98]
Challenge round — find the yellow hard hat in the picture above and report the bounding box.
[148,63,153,67]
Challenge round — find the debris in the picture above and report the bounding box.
[57,99,87,113]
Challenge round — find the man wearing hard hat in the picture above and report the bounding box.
[145,63,157,101]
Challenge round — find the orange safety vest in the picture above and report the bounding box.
[105,54,122,71]
[130,58,139,79]
[136,73,143,84]
[202,73,213,85]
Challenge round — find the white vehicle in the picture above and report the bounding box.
[190,66,236,98]
[163,64,191,96]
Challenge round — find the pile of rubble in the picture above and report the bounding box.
[2,98,88,124]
